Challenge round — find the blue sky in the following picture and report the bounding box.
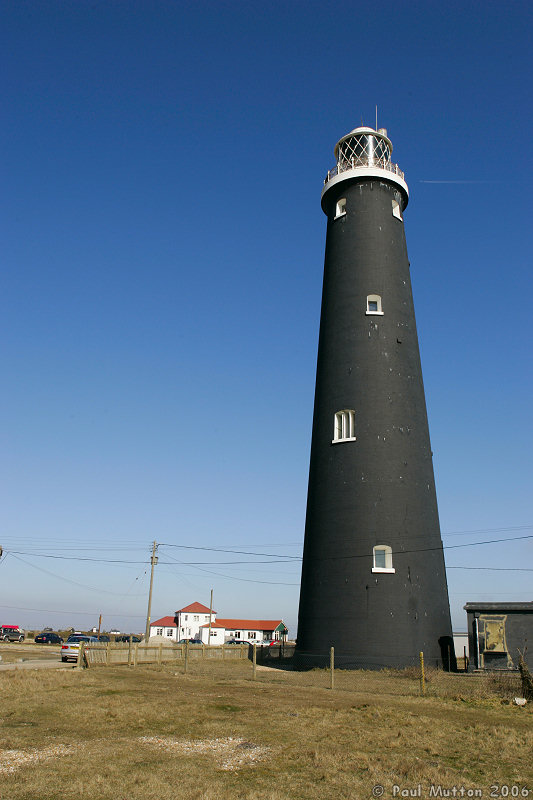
[1,1,532,636]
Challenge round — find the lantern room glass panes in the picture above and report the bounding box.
[338,133,391,170]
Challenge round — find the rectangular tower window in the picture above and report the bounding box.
[335,198,346,218]
[372,545,395,573]
[366,294,384,315]
[392,198,403,220]
[333,410,356,443]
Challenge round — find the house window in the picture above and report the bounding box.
[249,632,256,639]
[335,197,346,218]
[392,198,403,220]
[184,615,188,621]
[156,628,163,636]
[166,628,173,637]
[366,294,383,315]
[372,545,395,573]
[194,615,199,622]
[333,410,356,443]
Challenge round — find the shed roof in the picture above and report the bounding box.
[464,602,533,613]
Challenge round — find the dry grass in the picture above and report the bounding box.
[0,659,531,799]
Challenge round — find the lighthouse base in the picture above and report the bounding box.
[293,638,455,672]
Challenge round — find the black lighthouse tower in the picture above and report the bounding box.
[296,125,453,669]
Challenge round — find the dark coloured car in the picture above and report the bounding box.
[34,632,63,644]
[177,638,203,645]
[225,639,249,646]
[115,634,142,643]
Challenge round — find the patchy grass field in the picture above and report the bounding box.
[0,660,531,800]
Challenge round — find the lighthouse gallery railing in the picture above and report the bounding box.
[324,159,405,186]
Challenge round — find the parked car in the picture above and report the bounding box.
[225,639,249,646]
[115,634,142,643]
[61,635,98,662]
[96,635,110,642]
[177,638,203,645]
[34,632,63,644]
[0,626,25,642]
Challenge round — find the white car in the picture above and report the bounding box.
[61,635,99,662]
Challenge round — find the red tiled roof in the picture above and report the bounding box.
[150,616,177,628]
[176,602,214,614]
[209,618,284,630]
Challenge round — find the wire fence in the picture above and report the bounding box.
[79,642,526,702]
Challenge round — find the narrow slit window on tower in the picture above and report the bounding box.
[335,198,346,219]
[392,198,403,221]
[372,545,395,573]
[332,410,356,443]
[366,294,383,315]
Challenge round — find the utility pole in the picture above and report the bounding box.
[144,541,158,641]
[208,588,213,646]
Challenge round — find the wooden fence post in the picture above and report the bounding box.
[77,641,85,670]
[106,642,110,666]
[128,636,133,667]
[419,651,426,696]
[158,643,163,665]
[184,640,189,674]
[252,644,257,681]
[330,647,335,690]
[134,643,138,668]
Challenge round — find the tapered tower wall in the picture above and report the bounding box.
[296,129,453,669]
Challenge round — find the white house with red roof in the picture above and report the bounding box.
[149,602,215,641]
[149,601,288,644]
[199,618,287,645]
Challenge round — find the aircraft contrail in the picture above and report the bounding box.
[420,179,496,184]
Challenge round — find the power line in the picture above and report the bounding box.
[442,524,533,537]
[6,549,297,566]
[158,543,302,559]
[3,533,531,590]
[161,550,300,587]
[10,553,146,597]
[447,566,533,572]
[0,603,144,619]
[6,532,533,565]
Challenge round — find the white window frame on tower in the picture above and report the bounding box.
[366,294,384,315]
[392,198,403,221]
[372,545,395,573]
[335,198,347,219]
[332,410,356,444]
